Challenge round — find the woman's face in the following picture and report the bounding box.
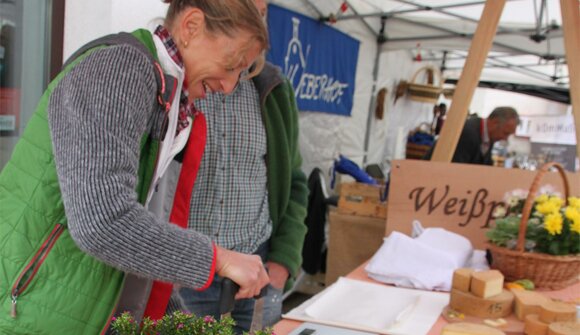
[174,8,262,100]
[182,29,261,100]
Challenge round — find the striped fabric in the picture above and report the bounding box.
[47,44,214,289]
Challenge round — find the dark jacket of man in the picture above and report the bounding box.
[452,116,493,165]
[424,117,492,165]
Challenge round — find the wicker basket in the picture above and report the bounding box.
[407,66,443,104]
[442,87,455,99]
[488,162,580,289]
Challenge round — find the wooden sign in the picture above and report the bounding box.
[386,160,580,249]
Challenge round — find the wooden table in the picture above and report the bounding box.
[274,261,580,335]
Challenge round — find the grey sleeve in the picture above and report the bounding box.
[48,45,214,289]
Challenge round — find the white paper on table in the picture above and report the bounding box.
[283,277,449,335]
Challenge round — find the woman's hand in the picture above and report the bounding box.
[265,261,289,290]
[215,246,269,299]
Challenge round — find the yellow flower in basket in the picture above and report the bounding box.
[535,196,563,215]
[535,194,549,204]
[488,193,580,255]
[543,212,563,235]
[569,197,580,208]
[565,205,580,234]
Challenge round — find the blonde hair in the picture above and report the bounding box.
[164,0,269,78]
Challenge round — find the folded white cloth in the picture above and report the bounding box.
[415,228,473,268]
[365,227,475,291]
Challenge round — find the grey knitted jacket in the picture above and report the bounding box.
[47,44,215,289]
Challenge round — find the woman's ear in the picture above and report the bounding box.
[179,7,205,45]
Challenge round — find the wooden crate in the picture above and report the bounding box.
[337,182,387,219]
[405,142,431,160]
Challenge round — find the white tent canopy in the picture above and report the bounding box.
[293,0,569,87]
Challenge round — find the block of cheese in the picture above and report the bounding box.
[547,321,580,335]
[471,270,504,298]
[442,322,506,335]
[524,314,549,335]
[453,268,475,292]
[511,289,551,320]
[450,288,514,318]
[539,301,577,323]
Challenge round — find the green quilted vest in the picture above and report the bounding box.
[0,29,164,334]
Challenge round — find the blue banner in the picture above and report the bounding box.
[267,4,360,116]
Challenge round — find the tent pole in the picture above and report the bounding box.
[534,0,547,37]
[362,16,387,165]
[484,57,561,82]
[300,0,323,18]
[363,42,382,165]
[345,0,378,37]
[336,1,489,21]
[431,0,506,162]
[391,16,543,57]
[560,0,580,161]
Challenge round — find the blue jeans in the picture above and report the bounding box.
[174,243,283,334]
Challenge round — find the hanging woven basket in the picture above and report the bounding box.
[406,65,443,104]
[487,162,580,289]
[442,86,455,99]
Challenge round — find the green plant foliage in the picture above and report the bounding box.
[487,191,580,256]
[111,311,274,335]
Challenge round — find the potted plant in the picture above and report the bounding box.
[488,189,580,255]
[486,162,580,289]
[110,311,274,335]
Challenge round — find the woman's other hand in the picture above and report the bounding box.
[265,261,289,290]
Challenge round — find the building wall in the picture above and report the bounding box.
[64,0,167,59]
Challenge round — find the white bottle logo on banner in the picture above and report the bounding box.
[283,17,349,105]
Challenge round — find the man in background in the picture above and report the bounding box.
[425,106,519,165]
